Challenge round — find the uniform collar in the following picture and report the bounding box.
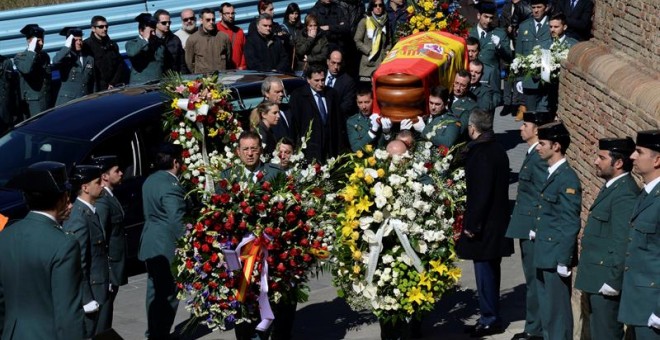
[605,172,628,188]
[644,175,660,194]
[76,197,96,214]
[547,157,566,177]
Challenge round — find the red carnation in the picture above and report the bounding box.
[300,239,309,247]
[285,212,297,224]
[276,263,286,273]
[187,100,196,110]
[231,183,241,193]
[186,259,194,269]
[182,150,191,158]
[219,193,231,204]
[238,221,247,230]
[196,114,205,123]
[261,181,271,191]
[173,108,182,117]
[201,244,210,253]
[203,262,212,272]
[438,145,449,156]
[303,254,312,262]
[170,131,179,140]
[306,209,316,218]
[192,282,202,290]
[256,203,266,212]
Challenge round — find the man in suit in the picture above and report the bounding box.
[468,1,513,70]
[574,137,638,340]
[457,108,513,337]
[326,49,357,120]
[126,13,165,84]
[346,86,391,151]
[506,111,555,340]
[53,27,95,106]
[618,130,660,340]
[0,161,84,340]
[14,24,51,119]
[289,63,347,163]
[468,59,499,114]
[553,0,594,41]
[262,76,293,141]
[516,0,552,112]
[139,143,187,339]
[63,164,111,337]
[92,155,126,329]
[532,121,582,340]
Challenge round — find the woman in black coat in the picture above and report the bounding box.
[250,101,280,157]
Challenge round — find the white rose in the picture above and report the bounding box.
[373,210,384,223]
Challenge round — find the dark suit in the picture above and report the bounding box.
[327,72,357,119]
[505,145,547,337]
[53,46,94,106]
[63,199,111,337]
[516,17,552,111]
[533,160,582,340]
[0,212,84,340]
[618,181,660,338]
[271,109,293,142]
[574,174,638,340]
[289,85,348,163]
[139,170,186,339]
[456,132,513,327]
[553,0,594,41]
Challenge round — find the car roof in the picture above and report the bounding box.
[15,71,304,142]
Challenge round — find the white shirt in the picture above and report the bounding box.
[243,165,261,183]
[76,197,96,214]
[32,210,58,224]
[309,86,327,114]
[279,110,289,128]
[527,142,539,155]
[103,186,114,197]
[605,172,629,188]
[534,16,548,32]
[547,157,567,178]
[644,175,660,194]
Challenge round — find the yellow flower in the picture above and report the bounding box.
[342,185,358,202]
[356,195,373,213]
[410,16,417,24]
[429,24,437,31]
[353,265,361,274]
[170,100,178,109]
[435,12,444,19]
[407,286,425,305]
[346,204,358,220]
[447,267,462,282]
[354,167,365,179]
[418,272,433,290]
[365,144,374,153]
[407,5,414,13]
[413,28,419,34]
[364,175,374,184]
[208,128,218,137]
[367,157,377,167]
[356,150,364,158]
[341,226,353,237]
[352,250,362,260]
[195,101,202,109]
[351,231,360,241]
[424,18,432,26]
[377,169,385,177]
[423,2,432,11]
[430,260,448,275]
[210,89,220,99]
[438,21,447,29]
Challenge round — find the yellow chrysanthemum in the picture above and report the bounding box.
[407,5,414,13]
[352,250,362,260]
[438,21,447,29]
[356,150,364,158]
[424,18,432,26]
[410,16,417,24]
[365,144,374,153]
[353,265,361,274]
[377,168,385,177]
[354,167,365,179]
[367,157,377,167]
[364,175,374,184]
[423,2,432,11]
[351,231,360,241]
[435,12,444,19]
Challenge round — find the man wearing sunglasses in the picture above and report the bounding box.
[83,15,127,91]
[174,8,197,49]
[153,9,189,74]
[185,7,232,73]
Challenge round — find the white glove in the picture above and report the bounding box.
[529,230,536,240]
[412,118,426,132]
[400,119,413,130]
[598,283,619,296]
[27,38,37,52]
[369,118,380,137]
[381,118,392,134]
[64,34,74,48]
[648,313,660,329]
[516,81,524,94]
[556,264,572,277]
[490,35,501,47]
[109,284,114,293]
[83,300,100,313]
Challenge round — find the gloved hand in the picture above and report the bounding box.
[556,264,571,277]
[648,313,660,329]
[369,116,380,132]
[598,283,619,296]
[381,118,392,134]
[27,38,37,52]
[64,34,74,48]
[412,118,426,132]
[490,35,501,47]
[400,118,413,130]
[528,230,536,240]
[516,81,524,94]
[83,300,100,314]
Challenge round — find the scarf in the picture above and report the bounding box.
[365,14,387,61]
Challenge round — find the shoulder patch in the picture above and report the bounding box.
[455,122,461,127]
[566,188,576,195]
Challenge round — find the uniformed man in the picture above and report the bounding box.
[126,13,165,84]
[0,54,16,133]
[139,143,186,339]
[14,24,52,119]
[0,161,84,340]
[618,130,660,340]
[468,1,513,70]
[53,27,94,106]
[346,87,391,152]
[91,155,126,329]
[468,59,499,114]
[465,37,500,99]
[532,121,582,340]
[421,85,464,148]
[574,137,638,340]
[220,131,284,185]
[63,164,111,337]
[448,70,479,128]
[506,110,555,340]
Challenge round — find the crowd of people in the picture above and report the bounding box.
[1,0,659,339]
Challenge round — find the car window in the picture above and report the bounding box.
[86,131,138,180]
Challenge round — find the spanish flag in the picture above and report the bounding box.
[0,214,8,231]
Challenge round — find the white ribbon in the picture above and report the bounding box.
[177,99,209,123]
[176,98,214,193]
[235,234,274,332]
[540,48,552,83]
[365,218,424,284]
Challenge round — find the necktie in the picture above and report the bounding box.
[327,75,335,88]
[316,92,327,124]
[536,22,542,33]
[480,31,486,40]
[571,0,577,9]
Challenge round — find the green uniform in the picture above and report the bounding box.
[469,82,498,114]
[533,160,582,340]
[516,17,551,111]
[96,187,126,287]
[0,55,16,131]
[618,180,660,338]
[219,162,284,185]
[14,49,52,117]
[574,173,638,340]
[450,96,478,133]
[63,199,111,338]
[0,212,84,340]
[125,37,164,84]
[139,170,186,339]
[420,111,463,148]
[346,113,386,152]
[469,26,513,68]
[481,64,501,105]
[53,46,94,106]
[506,144,546,337]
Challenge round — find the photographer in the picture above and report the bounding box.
[499,0,532,44]
[125,13,165,84]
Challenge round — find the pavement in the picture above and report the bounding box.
[113,109,531,340]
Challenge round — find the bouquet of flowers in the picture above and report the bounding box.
[329,144,466,324]
[161,72,243,191]
[397,0,469,40]
[509,43,570,83]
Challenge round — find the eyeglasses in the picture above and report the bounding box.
[182,16,195,22]
[374,3,385,7]
[203,18,215,22]
[159,21,171,25]
[94,25,108,29]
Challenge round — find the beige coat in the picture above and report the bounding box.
[185,28,232,74]
[354,17,392,78]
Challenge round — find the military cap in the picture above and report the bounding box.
[158,142,184,157]
[7,161,71,194]
[530,0,548,5]
[598,137,635,155]
[90,155,119,173]
[635,130,660,152]
[135,13,157,28]
[59,26,83,37]
[538,121,570,144]
[20,24,45,39]
[477,1,497,15]
[523,111,555,126]
[70,165,103,186]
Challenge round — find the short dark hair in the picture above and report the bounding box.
[279,136,296,149]
[155,145,182,170]
[356,85,373,97]
[456,69,471,79]
[91,15,107,26]
[258,0,273,13]
[200,8,214,17]
[238,130,262,145]
[429,85,450,103]
[220,2,234,12]
[549,12,567,25]
[327,48,343,60]
[470,59,484,69]
[609,150,634,172]
[468,108,493,133]
[24,191,67,211]
[304,62,327,79]
[154,9,170,20]
[466,36,480,48]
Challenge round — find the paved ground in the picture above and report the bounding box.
[114,110,530,340]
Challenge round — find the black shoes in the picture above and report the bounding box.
[463,323,505,338]
[511,331,543,340]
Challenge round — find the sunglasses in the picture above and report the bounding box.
[182,16,195,22]
[159,21,171,25]
[203,18,215,22]
[374,3,385,7]
[94,25,109,29]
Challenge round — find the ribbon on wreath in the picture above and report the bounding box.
[176,99,214,193]
[233,234,274,332]
[364,218,424,284]
[540,48,552,83]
